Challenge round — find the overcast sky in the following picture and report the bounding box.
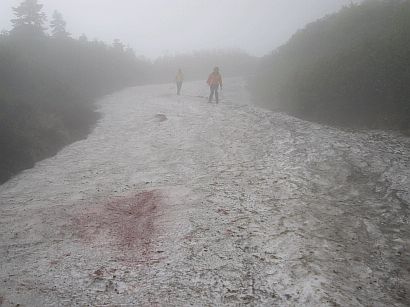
[0,0,356,58]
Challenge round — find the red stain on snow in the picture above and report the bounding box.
[73,190,163,262]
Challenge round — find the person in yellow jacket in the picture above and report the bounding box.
[175,69,184,95]
[207,66,223,103]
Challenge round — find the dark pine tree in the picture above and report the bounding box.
[50,10,70,38]
[11,0,46,36]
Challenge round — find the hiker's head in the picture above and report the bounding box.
[178,68,182,73]
[213,66,219,73]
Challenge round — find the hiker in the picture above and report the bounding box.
[175,69,184,95]
[207,66,223,103]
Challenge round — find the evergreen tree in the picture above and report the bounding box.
[11,0,46,36]
[50,10,70,38]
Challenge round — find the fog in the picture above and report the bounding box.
[0,0,355,58]
[1,0,410,305]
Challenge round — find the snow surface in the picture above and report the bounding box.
[0,78,409,306]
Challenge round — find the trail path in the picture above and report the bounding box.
[1,79,409,306]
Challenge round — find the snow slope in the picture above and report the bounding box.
[0,78,409,306]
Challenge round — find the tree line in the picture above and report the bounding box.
[152,49,257,83]
[251,0,410,133]
[0,0,157,183]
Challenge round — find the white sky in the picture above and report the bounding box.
[0,0,356,58]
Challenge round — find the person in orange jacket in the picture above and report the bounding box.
[207,66,223,103]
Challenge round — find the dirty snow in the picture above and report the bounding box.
[0,78,409,306]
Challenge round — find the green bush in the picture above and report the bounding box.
[252,0,410,131]
[0,32,150,183]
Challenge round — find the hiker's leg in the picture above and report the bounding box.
[215,87,219,103]
[209,87,214,102]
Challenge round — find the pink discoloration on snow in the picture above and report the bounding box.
[73,190,163,261]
